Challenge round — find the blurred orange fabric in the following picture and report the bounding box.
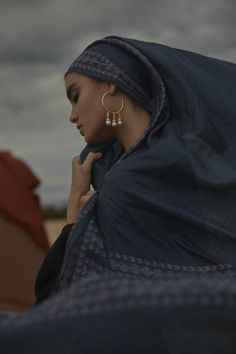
[0,150,49,251]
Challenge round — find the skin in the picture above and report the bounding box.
[64,72,151,223]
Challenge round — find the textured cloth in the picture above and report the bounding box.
[0,35,236,353]
[1,272,236,354]
[63,35,236,269]
[65,41,153,112]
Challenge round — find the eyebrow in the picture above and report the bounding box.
[66,84,78,101]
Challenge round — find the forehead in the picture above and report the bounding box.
[64,72,85,88]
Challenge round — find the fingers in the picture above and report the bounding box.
[72,155,81,165]
[80,191,95,207]
[70,152,102,198]
[72,152,102,169]
[73,152,102,163]
[82,152,103,169]
[81,190,95,198]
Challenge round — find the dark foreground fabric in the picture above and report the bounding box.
[1,273,236,354]
[0,35,236,352]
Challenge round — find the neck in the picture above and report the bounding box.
[114,102,151,152]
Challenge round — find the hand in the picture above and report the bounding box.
[69,151,103,196]
[66,152,103,223]
[79,190,96,212]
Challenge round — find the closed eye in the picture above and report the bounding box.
[72,93,79,103]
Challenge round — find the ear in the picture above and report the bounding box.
[108,83,117,95]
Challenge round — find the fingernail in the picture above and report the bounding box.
[97,152,103,157]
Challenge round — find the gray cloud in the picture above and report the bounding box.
[1,0,236,64]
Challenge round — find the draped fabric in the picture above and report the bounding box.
[0,35,236,353]
[1,273,236,354]
[63,35,236,271]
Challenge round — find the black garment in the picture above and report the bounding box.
[34,223,74,305]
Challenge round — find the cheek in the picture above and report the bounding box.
[87,98,105,125]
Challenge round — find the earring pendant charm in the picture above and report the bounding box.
[102,90,124,128]
[117,112,123,126]
[112,113,117,127]
[105,112,112,126]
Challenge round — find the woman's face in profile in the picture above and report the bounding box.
[64,72,115,145]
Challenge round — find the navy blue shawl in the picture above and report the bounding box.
[74,35,236,267]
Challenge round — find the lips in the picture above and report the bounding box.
[77,125,84,135]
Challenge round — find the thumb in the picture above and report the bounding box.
[83,152,103,169]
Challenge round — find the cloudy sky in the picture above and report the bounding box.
[0,0,235,207]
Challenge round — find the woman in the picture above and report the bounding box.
[0,35,236,353]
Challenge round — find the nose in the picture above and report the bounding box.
[69,106,78,123]
[70,115,77,123]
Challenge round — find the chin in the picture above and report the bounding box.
[85,134,111,145]
[84,136,98,145]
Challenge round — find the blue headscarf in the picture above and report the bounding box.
[65,40,155,113]
[63,35,236,268]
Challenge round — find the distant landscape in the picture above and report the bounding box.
[42,204,67,219]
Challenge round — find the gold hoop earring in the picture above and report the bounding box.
[102,90,124,127]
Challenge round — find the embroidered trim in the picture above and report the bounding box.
[69,49,151,111]
[63,197,234,291]
[1,273,235,332]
